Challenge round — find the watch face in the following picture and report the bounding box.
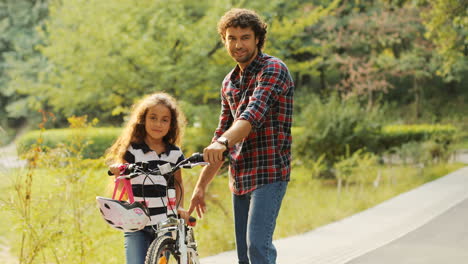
[217,137,228,147]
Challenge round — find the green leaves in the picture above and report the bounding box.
[0,0,466,128]
[33,0,236,120]
[0,6,44,132]
[294,93,384,168]
[267,0,339,78]
[421,0,468,81]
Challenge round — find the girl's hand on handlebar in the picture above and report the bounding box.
[109,163,122,176]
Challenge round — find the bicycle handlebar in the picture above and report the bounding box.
[107,152,206,176]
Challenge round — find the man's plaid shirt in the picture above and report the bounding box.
[214,52,294,195]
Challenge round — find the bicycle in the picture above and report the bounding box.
[100,153,206,264]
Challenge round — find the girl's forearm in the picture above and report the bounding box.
[175,170,185,208]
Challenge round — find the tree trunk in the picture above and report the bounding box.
[414,76,420,119]
[319,67,326,92]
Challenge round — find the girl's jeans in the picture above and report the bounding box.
[233,181,288,264]
[124,226,155,264]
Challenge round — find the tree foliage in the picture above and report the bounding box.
[35,0,231,121]
[0,0,466,128]
[421,0,468,81]
[0,0,49,125]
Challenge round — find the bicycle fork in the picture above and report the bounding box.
[166,184,189,263]
[162,163,195,264]
[177,223,188,263]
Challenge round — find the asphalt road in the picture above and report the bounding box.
[347,197,468,264]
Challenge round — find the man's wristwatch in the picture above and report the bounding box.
[216,136,229,150]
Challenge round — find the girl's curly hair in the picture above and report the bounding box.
[217,8,268,51]
[105,92,186,164]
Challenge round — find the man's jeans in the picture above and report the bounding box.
[124,226,155,264]
[233,181,288,264]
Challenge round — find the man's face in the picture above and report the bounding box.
[225,26,259,69]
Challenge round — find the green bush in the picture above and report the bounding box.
[293,93,457,169]
[179,101,221,154]
[16,127,215,159]
[380,124,458,164]
[16,127,122,159]
[17,121,457,164]
[294,94,383,168]
[379,124,457,149]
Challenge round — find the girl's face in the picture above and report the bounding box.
[144,104,171,142]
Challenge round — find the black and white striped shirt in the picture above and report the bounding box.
[124,142,184,226]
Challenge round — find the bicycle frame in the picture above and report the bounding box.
[154,216,200,264]
[156,160,201,264]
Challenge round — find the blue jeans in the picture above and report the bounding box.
[124,226,156,264]
[233,181,288,264]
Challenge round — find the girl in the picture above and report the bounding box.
[105,92,188,264]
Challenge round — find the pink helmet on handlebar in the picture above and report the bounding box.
[96,197,150,232]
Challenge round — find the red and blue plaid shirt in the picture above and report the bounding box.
[214,52,294,195]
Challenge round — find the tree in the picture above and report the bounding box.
[421,0,468,82]
[2,0,465,128]
[292,0,448,117]
[326,4,427,108]
[266,0,340,93]
[0,0,49,126]
[10,0,234,124]
[19,0,343,125]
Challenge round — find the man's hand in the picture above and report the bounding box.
[177,207,190,224]
[188,187,207,219]
[203,141,226,164]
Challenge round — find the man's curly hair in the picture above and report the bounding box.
[217,8,268,51]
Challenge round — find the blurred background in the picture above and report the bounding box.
[0,0,466,139]
[0,0,466,263]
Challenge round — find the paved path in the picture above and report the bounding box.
[0,143,26,169]
[348,197,468,263]
[0,144,19,263]
[0,238,16,264]
[201,163,468,264]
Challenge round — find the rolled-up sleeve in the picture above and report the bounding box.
[238,62,287,128]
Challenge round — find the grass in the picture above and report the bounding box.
[0,161,123,264]
[0,151,464,263]
[455,139,468,150]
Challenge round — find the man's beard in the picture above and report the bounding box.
[232,49,256,64]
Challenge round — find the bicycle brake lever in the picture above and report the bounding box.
[181,162,209,169]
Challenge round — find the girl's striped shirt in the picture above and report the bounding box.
[124,142,184,226]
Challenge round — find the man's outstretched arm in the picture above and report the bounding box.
[188,160,224,218]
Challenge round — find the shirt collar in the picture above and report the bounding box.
[233,51,264,77]
[131,141,175,156]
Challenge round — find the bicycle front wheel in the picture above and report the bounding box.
[145,235,199,264]
[145,235,179,264]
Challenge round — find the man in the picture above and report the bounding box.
[188,8,294,264]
